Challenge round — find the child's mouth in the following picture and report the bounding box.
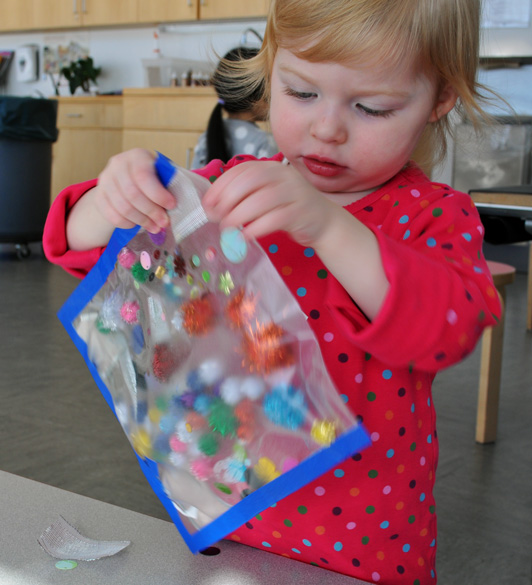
[302,156,345,177]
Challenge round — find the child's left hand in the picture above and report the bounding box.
[201,160,335,248]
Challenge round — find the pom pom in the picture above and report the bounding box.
[241,323,295,374]
[198,433,219,456]
[181,295,217,335]
[263,384,307,430]
[190,456,213,480]
[180,390,198,409]
[131,429,151,459]
[193,394,213,415]
[311,419,337,446]
[220,376,243,405]
[185,411,207,432]
[159,413,179,434]
[168,452,186,467]
[186,369,206,392]
[225,288,257,328]
[152,343,186,382]
[197,359,224,386]
[118,247,136,269]
[208,399,239,437]
[240,376,266,401]
[120,300,140,324]
[253,457,280,484]
[234,399,255,424]
[131,262,150,283]
[169,434,188,453]
[236,424,255,443]
[282,456,299,473]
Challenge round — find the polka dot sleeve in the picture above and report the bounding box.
[325,185,501,372]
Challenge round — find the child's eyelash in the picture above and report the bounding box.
[283,87,315,100]
[356,104,394,118]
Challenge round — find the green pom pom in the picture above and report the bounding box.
[208,399,239,437]
[131,262,150,283]
[95,318,111,334]
[198,433,219,456]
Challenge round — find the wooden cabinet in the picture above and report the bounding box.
[136,0,269,24]
[51,96,124,202]
[79,0,138,27]
[0,0,268,31]
[0,0,34,31]
[122,87,217,169]
[198,0,269,20]
[1,0,138,31]
[137,0,197,24]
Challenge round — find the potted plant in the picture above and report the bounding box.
[61,56,101,95]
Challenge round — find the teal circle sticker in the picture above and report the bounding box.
[55,560,78,570]
[220,227,247,264]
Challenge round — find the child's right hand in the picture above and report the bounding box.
[94,148,176,233]
[66,149,176,251]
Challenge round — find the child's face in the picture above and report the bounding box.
[269,48,446,198]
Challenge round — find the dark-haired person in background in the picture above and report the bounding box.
[191,47,278,169]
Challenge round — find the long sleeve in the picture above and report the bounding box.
[43,179,105,278]
[322,167,501,372]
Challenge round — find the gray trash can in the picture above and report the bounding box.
[0,96,58,257]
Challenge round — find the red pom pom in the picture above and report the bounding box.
[152,343,184,381]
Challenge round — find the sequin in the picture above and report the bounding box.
[218,271,235,296]
[220,227,247,263]
[140,251,152,270]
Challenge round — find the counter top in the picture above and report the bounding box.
[0,470,368,585]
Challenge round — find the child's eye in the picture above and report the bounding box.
[284,87,316,100]
[356,104,394,118]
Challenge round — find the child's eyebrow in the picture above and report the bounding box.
[278,63,412,99]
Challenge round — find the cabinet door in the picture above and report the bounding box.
[31,0,81,29]
[137,0,198,23]
[82,0,138,26]
[123,130,202,169]
[199,0,269,20]
[51,128,123,202]
[0,0,34,31]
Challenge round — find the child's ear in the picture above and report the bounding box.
[429,83,458,122]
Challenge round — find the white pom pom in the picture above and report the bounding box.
[198,359,224,385]
[220,376,243,405]
[241,376,266,401]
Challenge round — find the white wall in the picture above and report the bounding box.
[0,20,266,97]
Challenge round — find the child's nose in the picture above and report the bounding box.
[310,108,347,144]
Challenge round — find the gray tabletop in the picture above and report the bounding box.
[0,470,367,585]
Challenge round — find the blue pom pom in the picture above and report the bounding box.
[136,401,148,422]
[263,384,307,430]
[187,369,205,392]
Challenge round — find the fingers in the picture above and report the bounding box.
[96,149,176,232]
[202,161,277,223]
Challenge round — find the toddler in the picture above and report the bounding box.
[44,0,500,583]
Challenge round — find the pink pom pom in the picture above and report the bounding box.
[169,435,187,453]
[120,301,140,324]
[190,456,213,481]
[118,248,136,269]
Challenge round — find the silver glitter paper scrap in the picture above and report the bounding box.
[38,516,131,561]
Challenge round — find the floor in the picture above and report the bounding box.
[0,244,531,585]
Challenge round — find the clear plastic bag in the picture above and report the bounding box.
[59,153,370,552]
